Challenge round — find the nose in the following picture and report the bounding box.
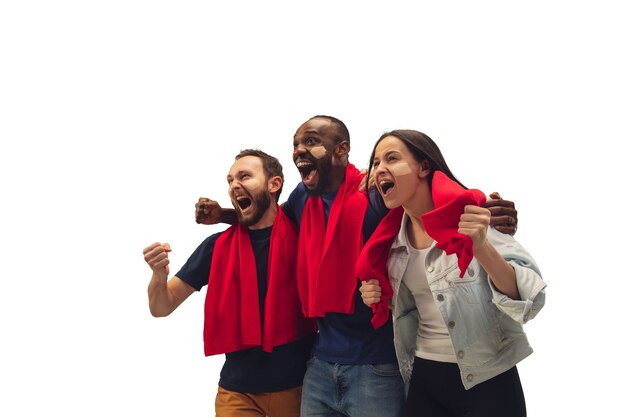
[293,143,307,158]
[229,179,242,192]
[372,162,392,187]
[372,161,387,176]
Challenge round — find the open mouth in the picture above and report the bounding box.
[296,159,319,186]
[236,196,252,212]
[378,180,395,197]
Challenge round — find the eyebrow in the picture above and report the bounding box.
[298,128,322,138]
[375,149,398,159]
[294,129,320,139]
[227,168,252,179]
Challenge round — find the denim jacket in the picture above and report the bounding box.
[389,214,546,390]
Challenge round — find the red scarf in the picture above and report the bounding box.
[422,171,486,277]
[297,163,369,317]
[357,171,486,328]
[203,208,315,356]
[356,207,403,329]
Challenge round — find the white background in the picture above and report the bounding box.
[1,1,623,415]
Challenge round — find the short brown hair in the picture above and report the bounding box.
[235,149,285,201]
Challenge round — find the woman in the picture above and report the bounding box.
[358,130,545,417]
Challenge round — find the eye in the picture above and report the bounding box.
[240,173,250,180]
[305,137,316,146]
[372,160,380,169]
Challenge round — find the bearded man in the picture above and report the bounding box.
[195,116,519,417]
[143,149,315,417]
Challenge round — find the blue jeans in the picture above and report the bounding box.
[300,357,405,417]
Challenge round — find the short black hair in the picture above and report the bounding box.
[309,115,350,145]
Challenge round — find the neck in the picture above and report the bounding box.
[403,191,435,250]
[321,163,348,194]
[248,203,278,230]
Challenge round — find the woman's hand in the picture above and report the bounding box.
[359,279,382,307]
[458,205,491,250]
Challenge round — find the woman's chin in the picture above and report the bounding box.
[382,197,402,210]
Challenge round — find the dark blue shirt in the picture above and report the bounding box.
[282,182,397,365]
[176,226,315,393]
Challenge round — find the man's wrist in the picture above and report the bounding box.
[219,209,238,225]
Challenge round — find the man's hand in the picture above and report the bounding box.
[358,168,368,192]
[358,168,376,192]
[143,242,195,317]
[195,197,223,225]
[483,192,518,235]
[143,242,171,281]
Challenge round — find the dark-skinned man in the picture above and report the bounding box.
[195,116,518,417]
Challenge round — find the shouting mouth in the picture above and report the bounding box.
[296,159,319,188]
[235,195,253,214]
[378,179,395,197]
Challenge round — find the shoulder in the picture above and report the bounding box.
[486,227,540,272]
[190,231,224,258]
[203,231,224,247]
[286,182,308,201]
[175,231,225,290]
[282,182,309,223]
[486,226,522,249]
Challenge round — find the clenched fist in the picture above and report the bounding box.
[195,197,222,225]
[143,242,172,280]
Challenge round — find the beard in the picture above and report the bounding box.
[304,176,329,196]
[235,187,272,227]
[303,157,333,196]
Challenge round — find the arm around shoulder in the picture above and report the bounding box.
[196,197,238,225]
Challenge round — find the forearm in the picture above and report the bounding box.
[147,274,177,317]
[220,208,239,225]
[474,241,520,300]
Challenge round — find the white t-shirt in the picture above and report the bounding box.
[403,237,457,363]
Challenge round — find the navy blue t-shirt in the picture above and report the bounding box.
[282,182,397,365]
[176,226,315,393]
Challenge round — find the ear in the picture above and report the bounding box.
[418,160,431,179]
[267,175,283,195]
[334,140,350,158]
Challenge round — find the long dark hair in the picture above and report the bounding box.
[366,129,466,191]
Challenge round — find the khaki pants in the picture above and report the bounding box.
[215,385,302,417]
